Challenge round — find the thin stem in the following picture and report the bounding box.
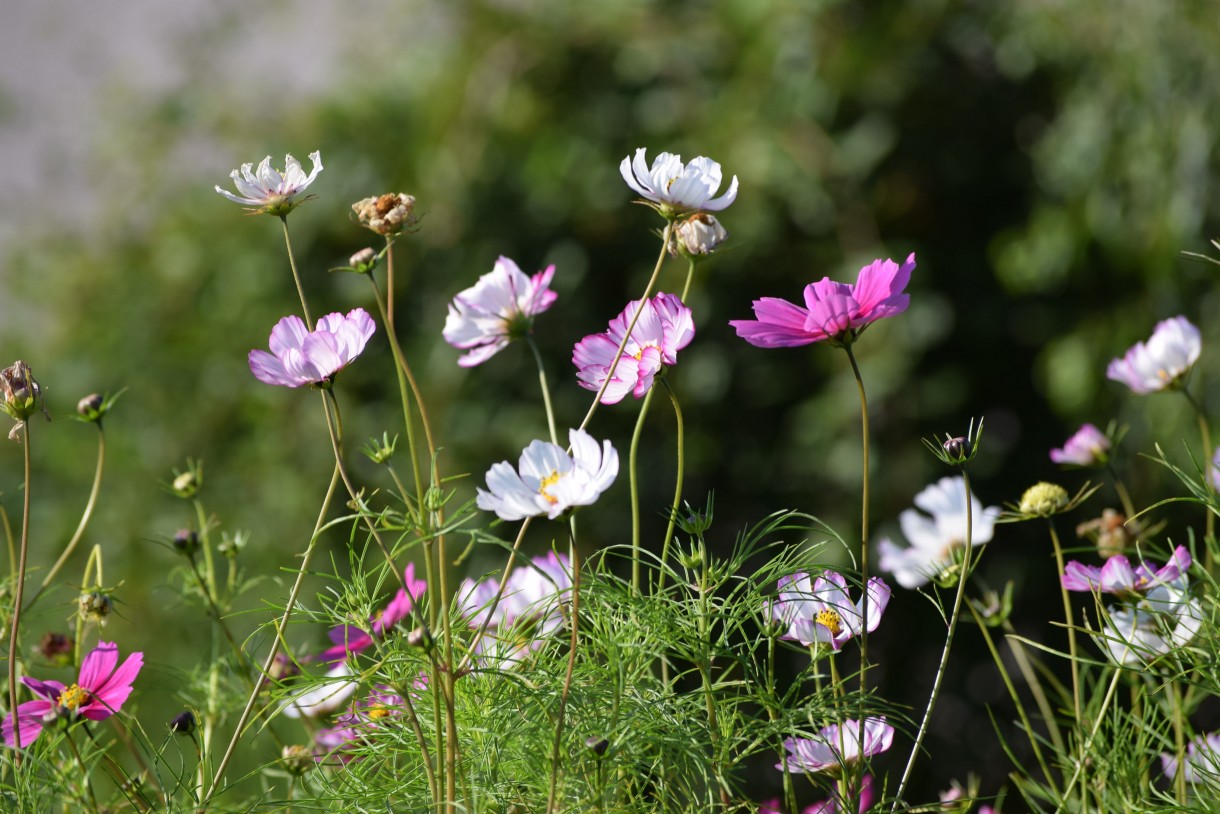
[657,379,685,587]
[64,728,100,811]
[1047,520,1081,722]
[1183,388,1215,568]
[202,464,341,805]
[577,222,673,433]
[546,520,582,813]
[7,422,31,756]
[679,259,697,303]
[1171,679,1187,806]
[279,216,312,325]
[369,274,424,502]
[892,466,973,809]
[999,616,1066,756]
[1053,664,1122,813]
[527,337,559,446]
[1104,461,1136,522]
[842,344,871,690]
[627,388,658,593]
[456,517,534,674]
[31,426,106,607]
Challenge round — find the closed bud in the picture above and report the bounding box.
[585,735,609,757]
[77,393,105,421]
[943,436,968,461]
[171,461,203,498]
[281,744,315,775]
[669,213,728,258]
[169,710,196,735]
[424,486,446,513]
[78,590,113,626]
[173,529,199,557]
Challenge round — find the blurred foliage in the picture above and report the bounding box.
[3,0,1220,804]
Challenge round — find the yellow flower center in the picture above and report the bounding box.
[56,684,89,713]
[538,470,562,505]
[367,705,391,721]
[815,609,843,637]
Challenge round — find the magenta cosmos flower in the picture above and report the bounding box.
[3,641,143,748]
[1061,545,1190,596]
[443,256,559,367]
[620,148,738,218]
[777,717,894,774]
[768,571,890,652]
[214,151,322,216]
[315,563,427,665]
[1050,423,1110,466]
[732,254,916,348]
[572,293,695,404]
[477,429,618,520]
[249,308,375,388]
[1106,315,1201,394]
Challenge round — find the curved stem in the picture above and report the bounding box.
[1048,519,1081,720]
[657,380,685,586]
[546,520,582,813]
[527,337,559,446]
[31,426,106,607]
[891,466,973,808]
[1183,388,1215,568]
[679,258,697,303]
[577,222,673,434]
[627,388,658,593]
[7,422,31,756]
[279,216,312,326]
[369,275,425,503]
[842,344,871,690]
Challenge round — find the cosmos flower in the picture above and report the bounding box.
[457,554,574,670]
[3,641,143,748]
[620,148,738,217]
[777,718,894,775]
[1049,423,1111,466]
[731,255,915,349]
[877,476,1001,589]
[760,778,875,814]
[443,256,558,367]
[1106,316,1201,395]
[281,662,360,719]
[572,293,695,404]
[214,151,323,216]
[315,687,406,757]
[1061,546,1190,597]
[249,309,376,388]
[477,429,618,521]
[1162,732,1220,784]
[768,571,890,652]
[315,564,427,665]
[1095,584,1203,667]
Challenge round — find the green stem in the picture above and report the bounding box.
[1171,679,1187,806]
[657,380,685,587]
[1104,461,1136,522]
[679,259,697,303]
[1183,388,1215,569]
[527,337,559,446]
[279,216,312,326]
[31,426,105,607]
[369,274,425,506]
[577,222,673,433]
[1047,519,1081,721]
[64,728,100,811]
[627,388,658,593]
[546,520,582,813]
[842,344,871,690]
[1053,664,1122,813]
[891,466,973,809]
[7,422,31,756]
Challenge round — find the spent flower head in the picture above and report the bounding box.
[776,717,894,776]
[1003,481,1102,522]
[1050,423,1111,467]
[670,213,728,258]
[620,148,738,219]
[732,254,915,349]
[573,292,695,404]
[1106,315,1201,395]
[0,360,45,440]
[352,193,417,235]
[443,256,558,367]
[215,151,322,216]
[477,429,618,521]
[249,309,376,388]
[2,641,143,748]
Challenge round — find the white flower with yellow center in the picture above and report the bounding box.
[477,429,618,521]
[214,151,323,216]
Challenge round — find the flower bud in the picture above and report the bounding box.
[77,393,105,421]
[173,529,200,558]
[171,462,202,498]
[280,744,315,775]
[218,530,247,559]
[36,632,74,667]
[585,735,609,757]
[78,590,113,626]
[424,486,447,513]
[352,193,418,235]
[669,213,728,258]
[362,432,398,465]
[407,626,434,651]
[169,710,197,735]
[1019,482,1070,517]
[942,436,968,461]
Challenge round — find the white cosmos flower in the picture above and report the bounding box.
[476,429,618,521]
[280,662,358,719]
[620,148,738,217]
[215,151,323,216]
[1106,315,1201,395]
[443,256,558,368]
[877,476,1001,589]
[1096,584,1203,667]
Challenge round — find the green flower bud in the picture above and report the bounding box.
[1019,482,1070,517]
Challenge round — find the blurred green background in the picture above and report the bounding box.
[4,0,1220,806]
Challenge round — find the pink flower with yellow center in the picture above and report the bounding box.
[572,292,694,404]
[768,571,890,652]
[1106,315,1201,395]
[2,641,143,748]
[1049,423,1111,466]
[777,718,894,775]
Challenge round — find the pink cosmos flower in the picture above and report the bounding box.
[572,293,695,404]
[315,687,406,757]
[768,571,890,652]
[1061,546,1191,596]
[249,309,376,388]
[458,553,574,669]
[3,641,143,748]
[732,254,915,348]
[620,148,739,217]
[777,717,894,774]
[214,151,323,216]
[1049,423,1110,466]
[1106,316,1201,394]
[1162,732,1220,784]
[443,257,559,367]
[761,775,875,813]
[315,564,427,665]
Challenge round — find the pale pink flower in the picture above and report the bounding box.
[1061,546,1190,596]
[215,151,322,216]
[769,571,890,652]
[1162,732,1220,784]
[777,718,893,774]
[572,293,694,404]
[620,148,738,217]
[760,776,876,813]
[315,563,427,664]
[1106,315,1201,394]
[249,309,375,388]
[3,641,143,748]
[732,255,915,348]
[1049,423,1110,466]
[443,256,558,367]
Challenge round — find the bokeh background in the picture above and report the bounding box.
[3,0,1220,807]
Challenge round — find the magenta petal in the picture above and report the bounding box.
[852,253,915,316]
[77,641,120,689]
[3,700,51,748]
[82,651,143,719]
[731,298,819,348]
